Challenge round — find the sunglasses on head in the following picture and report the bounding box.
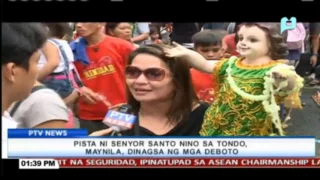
[125,66,167,81]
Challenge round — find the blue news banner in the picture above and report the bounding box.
[6,129,317,158]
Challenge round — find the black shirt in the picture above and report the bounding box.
[121,103,209,136]
[170,23,200,44]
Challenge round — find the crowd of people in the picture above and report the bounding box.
[2,22,319,158]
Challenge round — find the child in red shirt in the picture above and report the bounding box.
[190,30,227,103]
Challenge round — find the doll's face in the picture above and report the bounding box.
[236,25,270,59]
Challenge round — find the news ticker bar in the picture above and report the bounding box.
[6,129,319,139]
[19,158,320,169]
[7,128,320,143]
[7,139,316,157]
[6,129,318,158]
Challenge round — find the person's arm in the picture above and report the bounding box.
[131,23,150,43]
[185,51,218,73]
[312,37,319,55]
[34,120,67,128]
[63,90,79,105]
[89,128,113,136]
[71,61,102,104]
[38,41,60,80]
[164,42,218,73]
[310,23,320,67]
[24,90,69,128]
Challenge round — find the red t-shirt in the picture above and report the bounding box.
[74,35,135,120]
[223,34,239,56]
[190,68,215,104]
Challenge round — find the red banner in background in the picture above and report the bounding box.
[56,158,320,168]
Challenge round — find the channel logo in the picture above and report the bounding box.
[280,17,297,34]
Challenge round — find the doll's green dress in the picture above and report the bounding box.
[200,57,285,136]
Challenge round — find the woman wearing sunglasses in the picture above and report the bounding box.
[121,44,209,136]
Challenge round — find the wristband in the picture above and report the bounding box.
[77,82,84,88]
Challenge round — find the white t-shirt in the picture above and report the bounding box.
[38,38,75,73]
[11,88,69,128]
[2,111,17,158]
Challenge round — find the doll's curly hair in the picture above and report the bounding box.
[236,23,288,60]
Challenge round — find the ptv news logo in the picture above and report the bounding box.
[104,111,136,129]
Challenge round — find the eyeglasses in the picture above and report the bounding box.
[125,66,167,81]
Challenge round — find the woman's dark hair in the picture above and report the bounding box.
[234,22,243,33]
[44,23,72,39]
[105,23,121,35]
[236,23,288,60]
[126,44,199,125]
[234,33,239,44]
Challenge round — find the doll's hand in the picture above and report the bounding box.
[164,42,191,58]
[272,71,288,88]
[272,70,297,91]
